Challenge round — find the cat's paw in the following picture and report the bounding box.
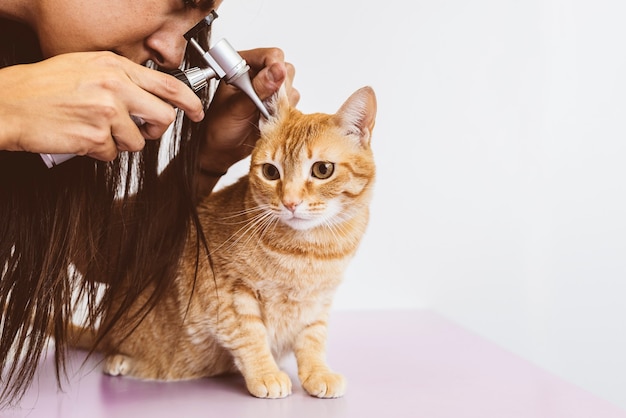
[246,371,292,399]
[301,372,346,398]
[103,354,132,376]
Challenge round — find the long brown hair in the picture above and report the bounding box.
[0,18,211,407]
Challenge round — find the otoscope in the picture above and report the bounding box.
[41,11,269,168]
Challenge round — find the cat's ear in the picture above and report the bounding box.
[259,83,291,131]
[335,86,377,147]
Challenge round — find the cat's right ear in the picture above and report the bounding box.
[336,86,377,147]
[260,84,290,130]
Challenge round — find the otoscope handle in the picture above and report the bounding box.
[40,153,75,168]
[40,115,147,168]
[167,67,217,92]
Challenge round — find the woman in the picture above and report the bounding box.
[0,0,298,406]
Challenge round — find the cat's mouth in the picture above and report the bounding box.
[284,219,315,231]
[277,202,342,231]
[281,213,320,231]
[283,211,307,222]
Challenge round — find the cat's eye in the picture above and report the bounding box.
[311,161,335,179]
[262,164,280,180]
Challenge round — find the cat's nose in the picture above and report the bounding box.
[283,200,302,213]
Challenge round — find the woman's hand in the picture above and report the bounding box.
[197,47,299,176]
[0,51,204,161]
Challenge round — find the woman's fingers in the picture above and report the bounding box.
[1,51,205,160]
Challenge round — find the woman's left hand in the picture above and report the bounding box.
[197,47,299,176]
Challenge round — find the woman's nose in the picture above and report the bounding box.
[145,26,190,69]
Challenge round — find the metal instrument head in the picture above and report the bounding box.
[181,11,270,119]
[184,10,219,41]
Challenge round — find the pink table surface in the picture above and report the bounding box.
[2,310,624,418]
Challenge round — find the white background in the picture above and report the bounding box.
[212,0,626,410]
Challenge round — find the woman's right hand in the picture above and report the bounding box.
[0,51,204,161]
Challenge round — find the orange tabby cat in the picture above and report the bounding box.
[77,85,377,399]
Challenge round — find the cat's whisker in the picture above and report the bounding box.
[219,205,268,219]
[207,210,272,253]
[323,216,357,246]
[222,213,268,240]
[231,219,274,253]
[241,215,277,250]
[255,215,281,247]
[215,205,271,225]
[324,221,344,246]
[220,210,277,252]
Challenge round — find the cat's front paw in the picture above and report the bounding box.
[103,354,132,376]
[301,372,346,398]
[246,371,292,399]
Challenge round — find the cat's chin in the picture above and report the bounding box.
[281,217,325,231]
